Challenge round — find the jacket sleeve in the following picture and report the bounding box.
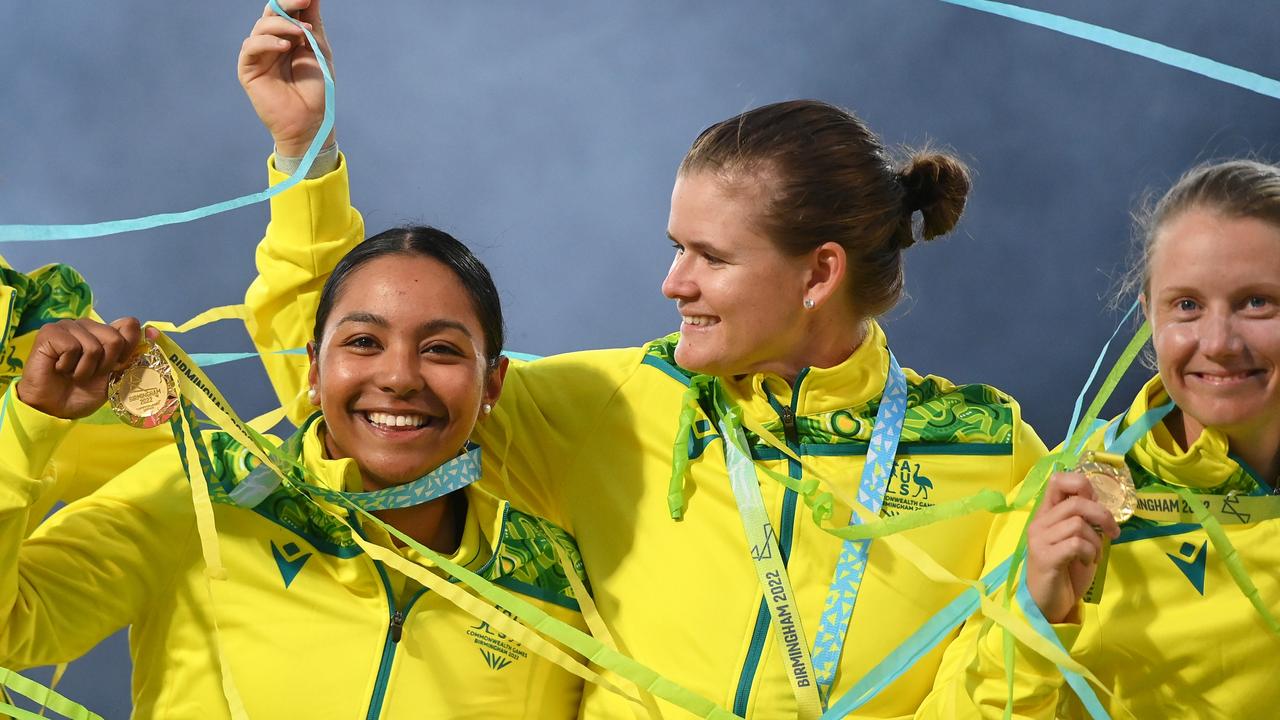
[0,393,194,668]
[244,153,364,428]
[473,347,646,530]
[914,406,1064,719]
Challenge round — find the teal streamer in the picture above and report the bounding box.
[0,0,334,242]
[938,0,1280,100]
[821,556,1013,718]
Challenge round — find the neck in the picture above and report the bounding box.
[767,318,869,385]
[1169,409,1280,485]
[372,492,467,553]
[319,425,468,552]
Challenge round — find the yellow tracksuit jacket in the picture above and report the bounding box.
[247,158,1048,719]
[958,376,1280,719]
[0,156,362,534]
[0,393,588,718]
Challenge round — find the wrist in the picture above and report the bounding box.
[273,140,340,179]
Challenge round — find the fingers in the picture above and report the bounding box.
[1043,471,1096,507]
[262,0,312,20]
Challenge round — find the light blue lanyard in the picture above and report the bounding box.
[810,352,907,701]
[226,413,483,511]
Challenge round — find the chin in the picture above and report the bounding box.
[674,341,726,375]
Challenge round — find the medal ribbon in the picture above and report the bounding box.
[720,415,824,719]
[810,353,906,701]
[225,413,482,512]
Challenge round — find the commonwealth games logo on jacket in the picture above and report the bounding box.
[467,609,528,671]
[882,460,935,515]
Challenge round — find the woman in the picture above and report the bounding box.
[0,226,589,718]
[239,6,1047,718]
[963,160,1280,718]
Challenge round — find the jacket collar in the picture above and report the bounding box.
[722,319,890,421]
[1126,375,1252,492]
[300,418,496,569]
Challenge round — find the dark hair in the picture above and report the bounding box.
[1124,159,1280,297]
[313,225,505,365]
[678,99,971,317]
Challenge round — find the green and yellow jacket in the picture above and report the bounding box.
[0,393,589,719]
[959,376,1280,719]
[249,159,1048,718]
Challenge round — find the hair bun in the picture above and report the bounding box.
[897,151,972,245]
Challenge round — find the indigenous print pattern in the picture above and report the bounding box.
[184,416,585,604]
[645,334,1016,452]
[1,263,95,386]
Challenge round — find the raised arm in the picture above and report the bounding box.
[238,0,364,426]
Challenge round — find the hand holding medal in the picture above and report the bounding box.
[16,317,163,421]
[1025,468,1123,624]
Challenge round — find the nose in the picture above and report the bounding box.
[1200,309,1245,359]
[661,252,696,302]
[377,344,425,396]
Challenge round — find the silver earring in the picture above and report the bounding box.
[308,388,319,404]
[803,298,815,309]
[482,403,492,415]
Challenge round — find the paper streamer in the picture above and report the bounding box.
[938,0,1280,100]
[0,0,334,242]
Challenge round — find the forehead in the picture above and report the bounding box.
[1150,210,1280,290]
[329,254,479,327]
[668,171,777,252]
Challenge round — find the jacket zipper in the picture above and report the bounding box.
[732,370,809,716]
[353,501,428,720]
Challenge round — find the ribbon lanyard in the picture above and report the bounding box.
[225,413,482,511]
[721,352,906,716]
[1103,401,1280,525]
[811,353,906,701]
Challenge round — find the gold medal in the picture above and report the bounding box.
[1073,450,1136,524]
[108,342,178,429]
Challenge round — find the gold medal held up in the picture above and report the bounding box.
[108,341,178,429]
[1073,450,1136,523]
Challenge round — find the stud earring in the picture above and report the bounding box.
[482,403,493,415]
[803,298,815,309]
[307,387,319,404]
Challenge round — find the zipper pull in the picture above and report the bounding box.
[390,611,405,644]
[779,406,799,446]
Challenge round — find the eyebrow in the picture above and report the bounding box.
[667,232,724,256]
[336,313,474,338]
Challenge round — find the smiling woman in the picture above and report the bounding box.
[0,225,592,718]
[962,160,1280,718]
[248,26,1050,718]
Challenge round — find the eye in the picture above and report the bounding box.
[422,342,464,357]
[1175,298,1200,313]
[703,253,726,267]
[670,241,685,255]
[344,335,380,351]
[1247,295,1271,309]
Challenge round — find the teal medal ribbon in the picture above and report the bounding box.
[209,411,482,512]
[810,352,906,700]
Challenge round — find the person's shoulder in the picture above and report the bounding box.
[901,367,1025,445]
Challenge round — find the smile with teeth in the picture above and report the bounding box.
[1190,370,1263,385]
[682,315,720,327]
[363,411,430,429]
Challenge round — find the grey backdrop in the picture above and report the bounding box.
[2,1,1278,715]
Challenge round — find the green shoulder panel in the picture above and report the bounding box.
[642,333,701,384]
[771,375,1016,449]
[193,423,362,557]
[1,263,95,386]
[491,509,587,612]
